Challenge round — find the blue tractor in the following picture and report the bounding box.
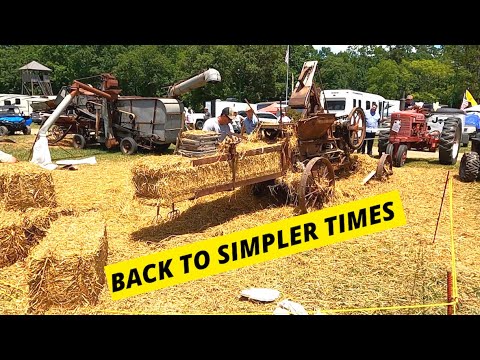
[0,105,33,136]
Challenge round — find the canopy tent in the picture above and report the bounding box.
[260,102,288,114]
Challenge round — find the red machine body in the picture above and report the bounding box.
[389,109,440,152]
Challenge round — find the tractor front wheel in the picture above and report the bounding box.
[395,144,408,167]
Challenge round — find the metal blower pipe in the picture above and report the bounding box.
[168,68,221,98]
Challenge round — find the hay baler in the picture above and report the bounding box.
[134,61,394,217]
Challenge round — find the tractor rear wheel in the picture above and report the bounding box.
[439,117,462,165]
[459,152,480,182]
[0,126,8,136]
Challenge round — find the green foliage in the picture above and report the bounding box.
[0,45,479,110]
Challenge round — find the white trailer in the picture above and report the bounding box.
[320,89,388,119]
[0,93,56,116]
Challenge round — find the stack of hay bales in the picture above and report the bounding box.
[0,162,56,211]
[176,130,221,157]
[0,208,69,268]
[132,140,284,205]
[0,162,61,268]
[27,211,108,314]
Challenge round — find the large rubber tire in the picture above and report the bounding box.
[23,125,31,135]
[459,152,480,182]
[72,134,86,149]
[386,143,394,160]
[0,126,8,136]
[195,120,204,130]
[120,137,138,155]
[377,130,390,155]
[438,117,462,165]
[395,144,408,167]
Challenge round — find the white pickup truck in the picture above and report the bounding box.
[185,113,208,130]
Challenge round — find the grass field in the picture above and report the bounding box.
[1,124,479,315]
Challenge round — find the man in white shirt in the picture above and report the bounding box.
[360,102,380,156]
[202,107,236,141]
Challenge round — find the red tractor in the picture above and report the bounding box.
[381,106,462,167]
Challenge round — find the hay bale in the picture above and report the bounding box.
[0,162,56,211]
[132,141,283,204]
[0,208,70,268]
[27,211,108,314]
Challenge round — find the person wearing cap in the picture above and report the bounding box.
[243,107,258,135]
[203,107,211,120]
[405,95,416,110]
[202,107,236,141]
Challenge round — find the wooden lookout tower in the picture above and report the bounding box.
[19,61,54,96]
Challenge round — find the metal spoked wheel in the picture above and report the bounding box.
[298,157,335,214]
[47,125,71,144]
[376,153,393,180]
[346,107,366,150]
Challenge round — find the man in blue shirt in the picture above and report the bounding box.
[360,102,380,156]
[243,108,257,134]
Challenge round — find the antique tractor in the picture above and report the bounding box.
[380,105,462,167]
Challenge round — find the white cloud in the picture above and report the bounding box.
[313,45,351,53]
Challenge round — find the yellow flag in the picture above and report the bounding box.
[465,89,478,107]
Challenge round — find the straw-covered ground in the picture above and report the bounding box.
[0,134,479,315]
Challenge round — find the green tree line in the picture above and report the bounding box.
[0,45,478,111]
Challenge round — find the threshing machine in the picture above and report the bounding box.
[35,69,221,159]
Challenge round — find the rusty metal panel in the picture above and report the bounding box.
[296,113,336,140]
